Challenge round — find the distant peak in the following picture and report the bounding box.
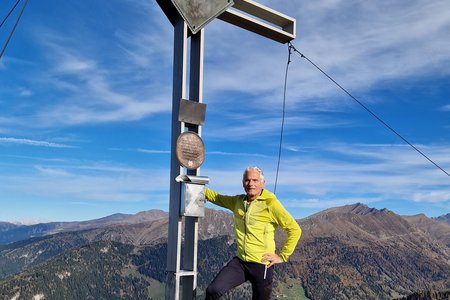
[350,203,370,213]
[434,213,450,225]
[324,203,388,216]
[411,213,427,218]
[350,202,368,209]
[349,203,387,215]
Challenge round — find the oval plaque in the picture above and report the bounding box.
[176,131,205,170]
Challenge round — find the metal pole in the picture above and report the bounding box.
[166,14,187,300]
[181,28,204,299]
[166,14,205,299]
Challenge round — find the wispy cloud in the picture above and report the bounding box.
[205,114,350,141]
[17,87,32,97]
[35,165,71,177]
[412,190,450,203]
[5,155,67,163]
[207,151,267,158]
[9,14,174,129]
[0,137,76,148]
[33,42,170,126]
[278,144,449,187]
[0,161,170,203]
[203,0,450,115]
[203,142,450,209]
[137,148,171,154]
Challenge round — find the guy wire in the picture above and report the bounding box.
[0,0,21,29]
[288,42,449,177]
[0,0,29,60]
[274,43,293,194]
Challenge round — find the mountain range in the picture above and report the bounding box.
[0,203,449,299]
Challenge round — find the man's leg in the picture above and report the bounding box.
[245,263,274,300]
[205,257,246,300]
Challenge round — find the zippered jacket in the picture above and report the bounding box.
[204,188,301,264]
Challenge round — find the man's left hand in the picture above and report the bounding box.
[261,253,283,267]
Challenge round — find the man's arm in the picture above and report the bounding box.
[269,199,301,263]
[204,188,240,210]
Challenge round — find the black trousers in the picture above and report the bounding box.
[205,257,274,300]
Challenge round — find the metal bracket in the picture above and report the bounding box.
[178,98,206,126]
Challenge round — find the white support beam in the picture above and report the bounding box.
[218,0,295,43]
[157,0,296,43]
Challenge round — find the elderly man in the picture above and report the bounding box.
[204,166,301,299]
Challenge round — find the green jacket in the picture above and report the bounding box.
[204,188,301,264]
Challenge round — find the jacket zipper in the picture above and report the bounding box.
[244,200,250,261]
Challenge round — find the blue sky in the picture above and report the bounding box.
[0,0,449,223]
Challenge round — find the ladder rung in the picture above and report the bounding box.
[177,270,197,277]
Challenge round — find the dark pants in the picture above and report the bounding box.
[205,257,274,300]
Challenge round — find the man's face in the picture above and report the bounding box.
[242,170,265,201]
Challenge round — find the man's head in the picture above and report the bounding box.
[242,166,265,201]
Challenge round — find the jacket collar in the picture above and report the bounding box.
[245,189,274,202]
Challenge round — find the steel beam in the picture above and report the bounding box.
[165,15,188,300]
[157,0,296,43]
[218,0,295,43]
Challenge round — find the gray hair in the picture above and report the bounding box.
[243,166,265,181]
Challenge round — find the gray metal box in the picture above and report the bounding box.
[176,175,209,217]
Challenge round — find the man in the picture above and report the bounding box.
[204,166,301,299]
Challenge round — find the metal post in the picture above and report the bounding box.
[181,28,204,298]
[166,14,188,300]
[166,14,205,300]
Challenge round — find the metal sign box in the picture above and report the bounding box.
[176,175,209,217]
